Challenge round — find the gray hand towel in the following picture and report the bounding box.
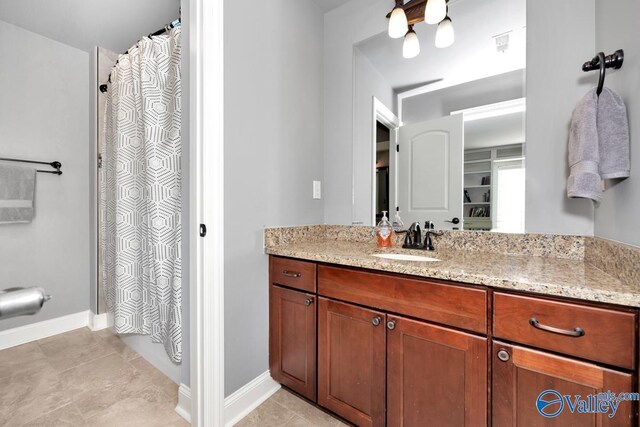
[568,88,602,202]
[0,163,36,224]
[597,87,630,179]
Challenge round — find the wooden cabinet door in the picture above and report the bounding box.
[492,341,634,426]
[269,285,316,401]
[387,315,488,427]
[318,297,386,427]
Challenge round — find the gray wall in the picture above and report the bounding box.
[324,0,392,224]
[352,48,396,226]
[525,0,596,235]
[224,0,325,396]
[0,20,90,329]
[593,0,640,246]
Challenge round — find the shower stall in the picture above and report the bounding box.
[96,21,183,364]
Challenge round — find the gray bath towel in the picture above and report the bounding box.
[0,163,36,224]
[568,88,602,202]
[597,87,630,179]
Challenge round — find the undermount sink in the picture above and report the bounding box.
[372,253,440,262]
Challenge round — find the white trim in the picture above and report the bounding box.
[371,97,400,226]
[224,371,281,427]
[450,97,526,122]
[0,311,90,350]
[175,383,192,423]
[88,312,114,331]
[189,0,225,425]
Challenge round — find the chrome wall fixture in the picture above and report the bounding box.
[386,0,454,59]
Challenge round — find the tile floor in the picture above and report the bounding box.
[237,389,348,427]
[0,327,188,426]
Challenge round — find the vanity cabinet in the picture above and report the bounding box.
[492,292,637,426]
[492,341,634,426]
[269,257,318,401]
[268,256,638,426]
[317,297,487,427]
[386,315,487,427]
[316,263,488,426]
[317,297,386,426]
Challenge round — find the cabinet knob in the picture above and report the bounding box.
[497,349,510,362]
[371,316,381,326]
[386,320,396,330]
[304,297,314,306]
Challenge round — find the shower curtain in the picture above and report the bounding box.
[102,27,182,362]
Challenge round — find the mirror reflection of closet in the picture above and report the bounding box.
[460,99,526,233]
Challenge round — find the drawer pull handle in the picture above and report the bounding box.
[304,297,314,306]
[282,270,301,278]
[529,318,585,337]
[372,316,381,327]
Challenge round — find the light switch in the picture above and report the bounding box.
[313,180,322,199]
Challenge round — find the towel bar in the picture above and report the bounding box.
[0,157,62,175]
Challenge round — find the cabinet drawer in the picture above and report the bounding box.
[494,292,636,370]
[270,256,316,292]
[318,265,487,334]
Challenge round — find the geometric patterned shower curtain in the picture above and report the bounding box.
[101,27,182,363]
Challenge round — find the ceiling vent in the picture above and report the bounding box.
[493,31,511,53]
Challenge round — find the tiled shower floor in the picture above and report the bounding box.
[0,327,187,426]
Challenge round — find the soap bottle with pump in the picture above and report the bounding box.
[376,210,393,248]
[392,210,405,233]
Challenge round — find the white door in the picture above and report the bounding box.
[397,114,464,230]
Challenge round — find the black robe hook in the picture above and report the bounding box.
[597,52,606,96]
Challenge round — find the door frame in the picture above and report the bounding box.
[189,0,225,425]
[371,97,400,226]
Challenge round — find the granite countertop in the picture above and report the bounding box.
[266,240,640,308]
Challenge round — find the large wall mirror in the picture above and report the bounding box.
[354,0,526,232]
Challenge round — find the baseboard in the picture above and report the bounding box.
[88,312,113,331]
[0,310,91,350]
[224,371,281,426]
[175,383,191,423]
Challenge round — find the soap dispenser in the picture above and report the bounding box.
[376,211,393,248]
[392,210,405,233]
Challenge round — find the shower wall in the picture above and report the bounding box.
[95,46,119,315]
[0,20,91,330]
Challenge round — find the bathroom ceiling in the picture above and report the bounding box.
[0,0,179,53]
[312,0,348,13]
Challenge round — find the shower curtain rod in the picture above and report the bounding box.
[99,18,181,93]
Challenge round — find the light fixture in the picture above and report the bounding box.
[388,2,408,39]
[386,0,455,57]
[435,15,454,48]
[424,0,447,25]
[402,26,420,59]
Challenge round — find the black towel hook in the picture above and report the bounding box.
[597,52,606,96]
[582,49,624,96]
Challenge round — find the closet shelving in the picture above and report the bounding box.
[463,153,493,230]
